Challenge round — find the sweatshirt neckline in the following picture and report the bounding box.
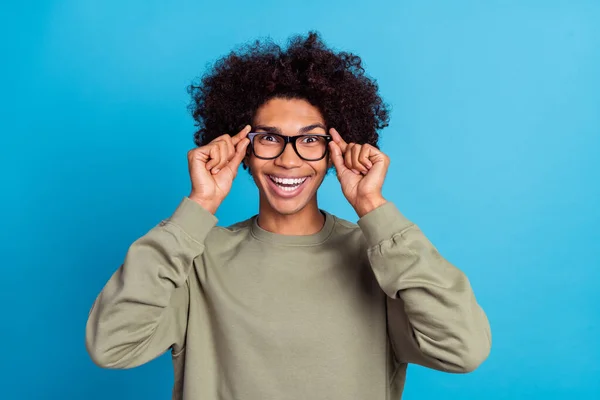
[250,210,335,246]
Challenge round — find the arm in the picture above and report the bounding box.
[85,197,217,369]
[358,202,491,373]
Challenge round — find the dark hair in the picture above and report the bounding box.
[188,31,390,159]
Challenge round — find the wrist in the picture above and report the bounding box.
[354,195,388,218]
[188,194,220,215]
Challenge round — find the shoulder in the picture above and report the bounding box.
[326,211,367,248]
[203,216,254,249]
[331,213,359,232]
[322,211,372,271]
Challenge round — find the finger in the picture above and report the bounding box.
[188,148,213,183]
[329,141,349,175]
[205,144,221,170]
[368,149,390,176]
[344,143,353,168]
[212,141,229,174]
[358,144,374,172]
[189,147,209,164]
[216,134,235,160]
[228,138,251,172]
[351,144,368,174]
[232,125,252,146]
[329,128,348,152]
[345,143,360,175]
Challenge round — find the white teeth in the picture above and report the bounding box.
[268,175,308,192]
[269,176,307,185]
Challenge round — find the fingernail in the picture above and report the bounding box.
[213,168,220,174]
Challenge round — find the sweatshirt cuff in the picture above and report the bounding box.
[357,202,414,247]
[166,197,218,244]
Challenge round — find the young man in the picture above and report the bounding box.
[86,32,491,400]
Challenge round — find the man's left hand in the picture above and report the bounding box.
[329,128,389,217]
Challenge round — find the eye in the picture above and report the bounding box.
[257,134,280,143]
[300,135,324,145]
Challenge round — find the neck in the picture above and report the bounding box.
[257,197,325,236]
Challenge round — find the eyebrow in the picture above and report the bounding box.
[254,123,327,134]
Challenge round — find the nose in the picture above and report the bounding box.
[274,142,302,168]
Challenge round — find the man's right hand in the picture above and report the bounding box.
[187,125,251,214]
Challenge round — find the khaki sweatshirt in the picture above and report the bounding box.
[86,197,491,400]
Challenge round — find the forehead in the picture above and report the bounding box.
[254,98,325,126]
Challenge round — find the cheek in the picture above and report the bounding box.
[311,160,329,176]
[248,158,269,181]
[307,162,329,186]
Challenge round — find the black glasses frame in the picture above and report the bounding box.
[247,132,333,161]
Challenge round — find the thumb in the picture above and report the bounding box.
[329,141,348,176]
[229,138,250,170]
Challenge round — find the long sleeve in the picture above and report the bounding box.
[85,197,217,369]
[358,202,491,373]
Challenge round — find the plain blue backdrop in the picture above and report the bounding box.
[1,0,599,399]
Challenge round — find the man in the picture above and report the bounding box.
[86,32,491,400]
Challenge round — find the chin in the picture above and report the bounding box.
[268,198,312,216]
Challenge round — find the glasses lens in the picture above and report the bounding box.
[296,135,328,160]
[252,133,285,159]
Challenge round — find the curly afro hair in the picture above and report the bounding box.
[188,31,390,159]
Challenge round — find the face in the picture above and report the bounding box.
[246,97,330,216]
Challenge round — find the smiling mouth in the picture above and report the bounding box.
[268,175,309,192]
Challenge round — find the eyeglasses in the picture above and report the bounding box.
[247,132,333,161]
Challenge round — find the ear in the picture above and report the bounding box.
[242,153,252,175]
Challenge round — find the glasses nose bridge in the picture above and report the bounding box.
[276,135,302,164]
[282,135,297,146]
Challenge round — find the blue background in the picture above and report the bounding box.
[1,1,599,399]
